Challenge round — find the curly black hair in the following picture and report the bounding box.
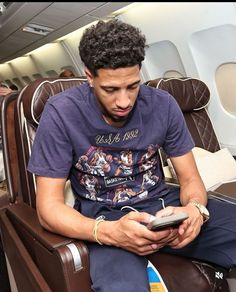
[79,19,146,76]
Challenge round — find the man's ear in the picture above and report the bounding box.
[84,68,94,87]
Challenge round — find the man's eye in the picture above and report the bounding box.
[104,88,115,93]
[128,84,139,90]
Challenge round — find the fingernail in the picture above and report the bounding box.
[151,244,158,249]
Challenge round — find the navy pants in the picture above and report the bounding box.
[75,188,236,292]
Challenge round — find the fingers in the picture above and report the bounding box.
[125,210,156,225]
[138,228,179,255]
[133,242,162,256]
[168,223,201,248]
[154,206,175,218]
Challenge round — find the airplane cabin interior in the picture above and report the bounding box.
[0,2,236,292]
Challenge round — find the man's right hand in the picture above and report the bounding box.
[96,211,179,255]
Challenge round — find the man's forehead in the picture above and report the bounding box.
[94,66,141,86]
[96,65,140,76]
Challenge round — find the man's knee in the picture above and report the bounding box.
[88,244,150,291]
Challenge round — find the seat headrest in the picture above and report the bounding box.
[146,77,210,112]
[19,77,87,127]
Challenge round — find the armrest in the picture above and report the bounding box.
[5,202,91,292]
[159,148,180,186]
[6,202,73,250]
[164,177,179,186]
[208,185,236,205]
[0,209,52,292]
[212,181,236,199]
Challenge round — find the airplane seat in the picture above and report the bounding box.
[0,92,18,292]
[0,92,20,208]
[0,77,230,292]
[0,78,91,292]
[146,77,220,152]
[145,76,236,290]
[145,77,236,199]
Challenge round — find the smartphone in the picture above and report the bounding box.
[147,212,189,231]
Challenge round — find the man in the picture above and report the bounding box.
[59,69,75,77]
[0,82,12,96]
[28,19,236,291]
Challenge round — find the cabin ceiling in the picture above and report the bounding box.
[0,2,132,64]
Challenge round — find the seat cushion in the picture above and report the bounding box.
[165,147,236,190]
[194,148,236,190]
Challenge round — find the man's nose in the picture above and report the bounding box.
[115,91,130,109]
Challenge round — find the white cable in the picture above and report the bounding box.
[121,206,139,212]
[158,198,166,209]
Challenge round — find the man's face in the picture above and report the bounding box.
[86,65,141,127]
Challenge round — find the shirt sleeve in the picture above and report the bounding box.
[163,94,195,157]
[27,102,73,178]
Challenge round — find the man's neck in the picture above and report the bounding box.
[102,114,126,128]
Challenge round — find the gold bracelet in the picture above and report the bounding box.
[93,219,105,245]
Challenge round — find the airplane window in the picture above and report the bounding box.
[215,63,236,116]
[46,70,58,77]
[12,78,23,89]
[4,79,11,87]
[32,73,43,80]
[22,76,32,85]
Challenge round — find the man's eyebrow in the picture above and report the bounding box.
[127,80,141,87]
[101,80,141,90]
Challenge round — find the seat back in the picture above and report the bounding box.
[0,92,20,205]
[15,77,87,208]
[0,91,54,292]
[146,77,221,152]
[0,78,93,292]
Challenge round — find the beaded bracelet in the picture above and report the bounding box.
[93,219,105,245]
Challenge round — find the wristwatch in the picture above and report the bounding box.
[188,201,210,223]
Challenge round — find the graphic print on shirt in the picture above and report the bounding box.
[75,143,160,205]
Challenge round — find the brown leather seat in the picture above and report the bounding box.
[146,77,236,200]
[146,77,220,152]
[0,79,91,292]
[0,77,230,291]
[0,92,18,292]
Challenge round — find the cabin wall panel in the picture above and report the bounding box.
[120,2,236,155]
[2,2,236,154]
[189,24,236,154]
[29,43,74,77]
[142,40,186,80]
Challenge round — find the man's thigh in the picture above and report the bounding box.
[161,197,236,269]
[87,243,150,292]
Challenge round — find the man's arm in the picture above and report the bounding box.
[160,151,209,248]
[36,176,177,255]
[170,151,207,206]
[36,176,96,241]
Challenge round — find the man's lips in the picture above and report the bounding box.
[113,108,132,116]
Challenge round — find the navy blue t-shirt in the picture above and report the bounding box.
[28,83,194,208]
